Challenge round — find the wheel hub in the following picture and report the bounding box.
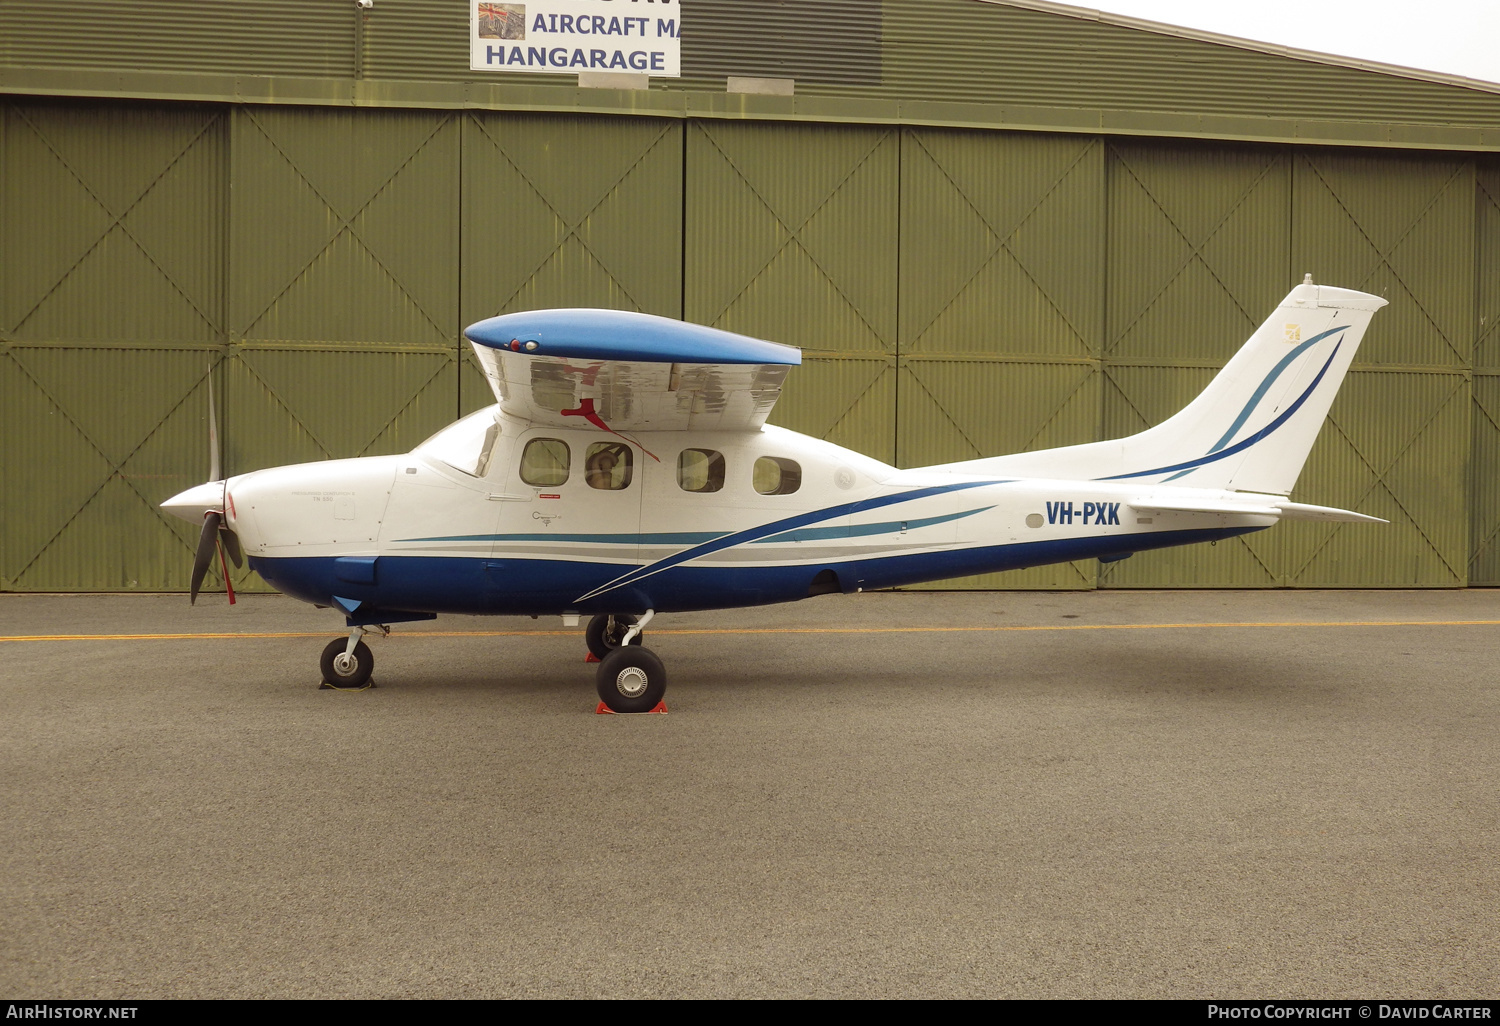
[614,666,650,698]
[332,652,357,675]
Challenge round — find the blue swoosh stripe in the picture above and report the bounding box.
[1099,339,1343,482]
[573,480,1005,602]
[1208,325,1347,454]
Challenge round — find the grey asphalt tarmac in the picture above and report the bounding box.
[1,589,1497,999]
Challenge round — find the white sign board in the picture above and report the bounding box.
[471,1,681,77]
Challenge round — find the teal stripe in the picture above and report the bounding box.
[751,506,994,544]
[396,531,726,545]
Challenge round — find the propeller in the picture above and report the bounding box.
[184,364,242,605]
[190,511,224,605]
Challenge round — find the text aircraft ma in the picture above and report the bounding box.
[164,277,1386,711]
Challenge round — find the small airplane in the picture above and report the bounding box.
[163,275,1387,711]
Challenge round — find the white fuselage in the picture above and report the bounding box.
[205,409,1270,619]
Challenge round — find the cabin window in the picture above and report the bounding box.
[678,448,725,493]
[520,438,570,487]
[585,442,633,490]
[753,456,802,495]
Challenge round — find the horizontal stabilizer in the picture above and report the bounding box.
[1269,500,1387,523]
[1128,497,1386,523]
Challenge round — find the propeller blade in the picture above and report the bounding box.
[207,363,221,483]
[220,525,244,568]
[190,511,222,605]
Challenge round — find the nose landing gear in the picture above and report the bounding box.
[319,624,388,689]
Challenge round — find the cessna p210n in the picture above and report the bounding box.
[163,277,1386,712]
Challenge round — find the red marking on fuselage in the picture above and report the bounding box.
[560,398,660,462]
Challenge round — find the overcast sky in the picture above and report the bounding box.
[1073,0,1500,85]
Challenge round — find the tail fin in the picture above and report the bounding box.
[934,280,1387,495]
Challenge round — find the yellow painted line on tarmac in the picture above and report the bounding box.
[5,619,1500,643]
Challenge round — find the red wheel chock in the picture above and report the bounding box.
[595,701,667,715]
[585,652,601,663]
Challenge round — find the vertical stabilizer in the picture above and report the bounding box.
[932,281,1387,495]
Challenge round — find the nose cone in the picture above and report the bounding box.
[161,480,225,524]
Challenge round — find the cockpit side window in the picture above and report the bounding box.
[520,438,570,487]
[753,456,802,495]
[678,448,725,493]
[585,442,633,490]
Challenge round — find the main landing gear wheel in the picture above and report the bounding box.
[320,638,373,688]
[585,613,642,660]
[596,646,666,713]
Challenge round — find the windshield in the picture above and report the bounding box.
[414,407,500,477]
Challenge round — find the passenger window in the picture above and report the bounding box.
[753,456,802,495]
[585,442,633,490]
[678,448,725,493]
[520,438,570,487]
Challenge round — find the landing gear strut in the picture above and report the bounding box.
[592,610,665,712]
[585,612,644,660]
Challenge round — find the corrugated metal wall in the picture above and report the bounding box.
[459,112,684,413]
[227,106,460,485]
[1,102,225,590]
[1,1,356,78]
[1468,156,1500,584]
[897,129,1104,588]
[1282,151,1473,587]
[2,101,1493,591]
[686,120,899,461]
[1096,141,1289,587]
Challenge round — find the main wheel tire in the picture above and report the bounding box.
[585,613,642,660]
[595,646,666,713]
[320,638,373,688]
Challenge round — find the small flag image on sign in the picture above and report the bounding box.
[478,3,526,40]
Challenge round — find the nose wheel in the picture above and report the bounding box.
[319,624,387,689]
[320,637,373,688]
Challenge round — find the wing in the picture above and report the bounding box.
[464,308,801,432]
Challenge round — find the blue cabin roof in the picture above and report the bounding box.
[464,308,801,366]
